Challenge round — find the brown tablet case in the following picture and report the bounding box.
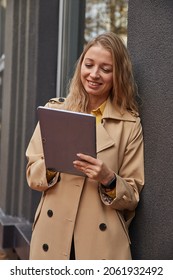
[37,106,96,176]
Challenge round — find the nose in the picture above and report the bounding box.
[90,67,100,79]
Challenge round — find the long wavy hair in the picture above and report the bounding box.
[63,32,138,114]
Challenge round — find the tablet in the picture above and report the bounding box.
[37,106,96,176]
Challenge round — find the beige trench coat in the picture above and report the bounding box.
[26,97,144,260]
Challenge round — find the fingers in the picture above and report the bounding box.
[73,159,90,173]
[76,153,97,164]
[73,153,115,184]
[73,153,103,180]
[73,154,95,177]
[73,153,98,171]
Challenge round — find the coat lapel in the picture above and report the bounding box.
[96,122,115,153]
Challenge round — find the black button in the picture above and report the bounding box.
[42,244,49,252]
[99,223,107,231]
[47,210,53,217]
[58,97,65,102]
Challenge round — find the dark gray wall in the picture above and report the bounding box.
[128,0,173,259]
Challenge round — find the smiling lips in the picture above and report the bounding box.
[88,80,102,87]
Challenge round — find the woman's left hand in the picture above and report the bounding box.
[73,153,115,185]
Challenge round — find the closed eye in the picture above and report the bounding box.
[85,64,93,68]
[101,68,112,73]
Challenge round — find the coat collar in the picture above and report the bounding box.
[96,98,137,153]
[102,97,137,122]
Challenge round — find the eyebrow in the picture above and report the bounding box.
[84,58,113,67]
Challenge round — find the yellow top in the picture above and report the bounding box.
[91,100,107,124]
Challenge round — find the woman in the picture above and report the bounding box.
[26,32,144,260]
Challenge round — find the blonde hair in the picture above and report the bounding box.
[63,32,138,114]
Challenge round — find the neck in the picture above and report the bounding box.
[87,96,107,112]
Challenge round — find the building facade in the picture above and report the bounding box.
[0,0,86,259]
[0,0,173,260]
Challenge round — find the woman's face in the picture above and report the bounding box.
[80,44,113,102]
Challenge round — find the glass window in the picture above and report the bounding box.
[85,0,128,45]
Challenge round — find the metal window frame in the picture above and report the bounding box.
[56,0,85,97]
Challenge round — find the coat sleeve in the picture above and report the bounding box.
[26,123,59,191]
[26,99,65,191]
[99,117,144,215]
